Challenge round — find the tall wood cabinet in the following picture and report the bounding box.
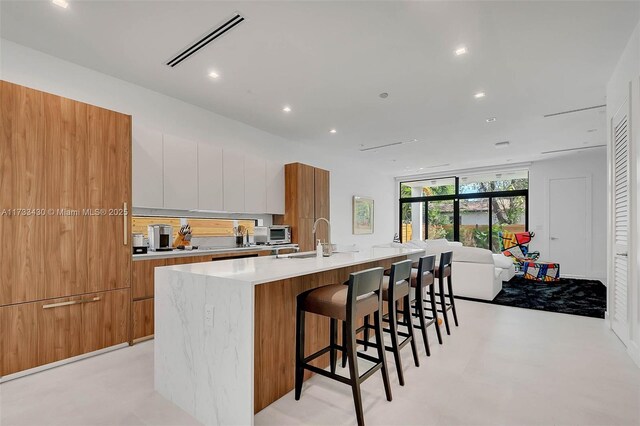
[0,81,132,377]
[284,163,330,251]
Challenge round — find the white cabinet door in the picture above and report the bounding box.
[198,144,224,211]
[223,150,245,212]
[244,156,267,213]
[266,161,285,214]
[163,134,199,210]
[132,125,164,208]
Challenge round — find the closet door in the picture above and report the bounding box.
[0,81,46,305]
[611,98,631,344]
[86,105,132,293]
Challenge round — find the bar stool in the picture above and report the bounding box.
[295,267,392,426]
[432,251,459,335]
[362,259,419,386]
[410,254,442,356]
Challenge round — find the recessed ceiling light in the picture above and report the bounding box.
[208,71,220,79]
[379,92,389,99]
[474,92,486,99]
[282,106,292,112]
[455,46,468,56]
[486,117,497,123]
[329,129,337,134]
[495,141,510,149]
[52,0,69,8]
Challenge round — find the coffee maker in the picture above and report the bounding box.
[148,224,173,251]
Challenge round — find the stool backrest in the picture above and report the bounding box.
[346,267,384,320]
[417,255,436,286]
[387,259,413,300]
[439,250,453,275]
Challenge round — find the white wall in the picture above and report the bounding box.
[606,20,640,366]
[528,149,607,282]
[0,39,396,247]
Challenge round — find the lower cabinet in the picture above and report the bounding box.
[0,288,130,377]
[132,298,154,341]
[131,251,270,343]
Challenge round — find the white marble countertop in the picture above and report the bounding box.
[158,246,423,285]
[132,244,298,261]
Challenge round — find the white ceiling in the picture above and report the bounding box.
[2,1,638,175]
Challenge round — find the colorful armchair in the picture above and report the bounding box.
[499,231,540,270]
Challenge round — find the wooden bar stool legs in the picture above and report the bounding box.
[411,255,441,356]
[434,251,458,335]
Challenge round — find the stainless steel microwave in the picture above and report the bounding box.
[254,225,291,245]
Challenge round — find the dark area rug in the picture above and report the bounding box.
[459,276,607,319]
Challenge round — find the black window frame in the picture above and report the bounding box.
[398,175,529,250]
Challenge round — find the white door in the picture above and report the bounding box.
[549,177,588,277]
[611,99,630,343]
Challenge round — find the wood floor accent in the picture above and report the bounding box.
[253,255,405,413]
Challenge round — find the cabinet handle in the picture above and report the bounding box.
[123,202,128,246]
[43,296,101,309]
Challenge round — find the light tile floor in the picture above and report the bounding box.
[1,300,638,426]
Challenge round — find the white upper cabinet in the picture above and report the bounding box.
[266,160,285,215]
[163,134,199,210]
[244,156,267,213]
[223,150,245,212]
[197,144,224,211]
[132,125,164,208]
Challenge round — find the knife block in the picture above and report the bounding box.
[173,234,191,248]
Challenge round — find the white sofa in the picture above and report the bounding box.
[382,239,515,300]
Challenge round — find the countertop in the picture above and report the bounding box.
[132,244,298,261]
[158,246,423,285]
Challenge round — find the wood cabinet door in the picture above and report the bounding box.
[0,81,47,306]
[81,289,129,353]
[314,167,330,243]
[36,295,83,366]
[132,125,164,208]
[132,298,154,341]
[43,93,89,299]
[132,259,166,300]
[85,105,131,293]
[297,163,315,219]
[0,302,39,376]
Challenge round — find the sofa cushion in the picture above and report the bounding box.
[452,246,494,264]
[492,253,514,269]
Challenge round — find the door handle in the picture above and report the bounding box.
[43,297,101,309]
[617,252,628,257]
[550,237,559,240]
[123,202,128,246]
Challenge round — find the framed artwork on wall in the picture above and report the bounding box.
[353,196,374,234]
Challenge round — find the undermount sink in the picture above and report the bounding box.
[286,252,318,259]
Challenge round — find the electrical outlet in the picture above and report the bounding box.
[204,304,214,327]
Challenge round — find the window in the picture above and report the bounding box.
[398,171,528,253]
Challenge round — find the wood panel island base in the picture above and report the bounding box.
[154,247,421,425]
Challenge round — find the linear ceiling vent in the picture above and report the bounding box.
[540,144,606,155]
[543,104,605,118]
[166,13,245,67]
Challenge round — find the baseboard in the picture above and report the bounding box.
[0,343,129,383]
[627,341,640,368]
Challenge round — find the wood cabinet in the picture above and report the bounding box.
[1,289,130,376]
[197,143,224,211]
[131,250,268,342]
[163,134,198,210]
[0,81,132,376]
[223,150,245,212]
[132,125,164,208]
[244,156,267,213]
[284,163,330,251]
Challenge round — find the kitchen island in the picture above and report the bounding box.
[154,247,422,425]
